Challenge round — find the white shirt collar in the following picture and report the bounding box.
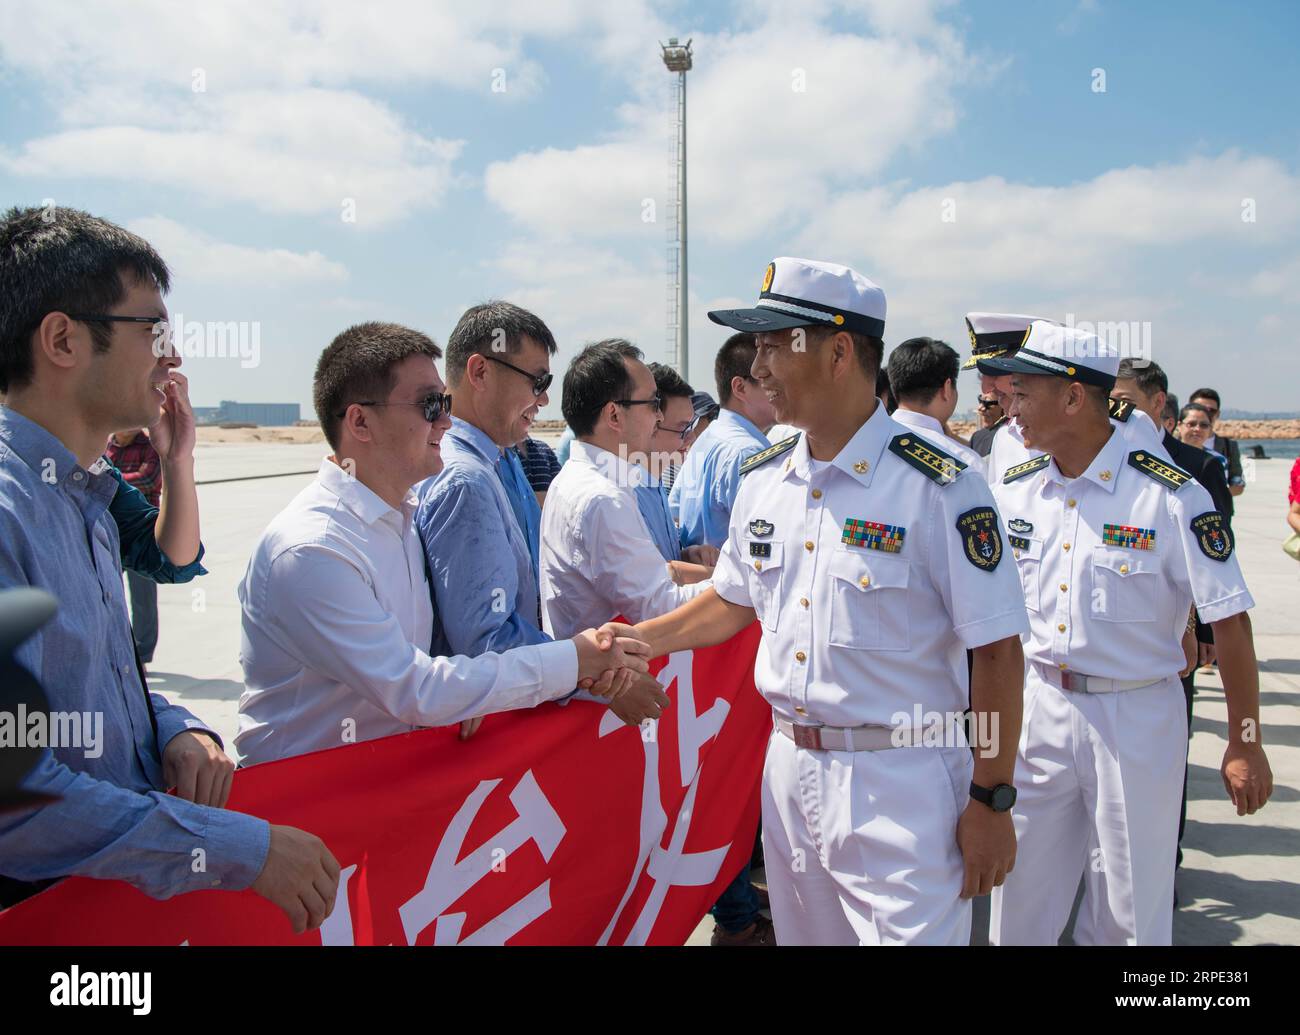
[316,457,414,526]
[891,408,944,436]
[570,439,648,489]
[1045,425,1125,494]
[787,403,892,487]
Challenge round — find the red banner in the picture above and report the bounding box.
[0,627,768,945]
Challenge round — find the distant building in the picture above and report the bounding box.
[195,401,301,426]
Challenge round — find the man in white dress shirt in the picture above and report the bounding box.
[540,339,712,640]
[886,336,984,477]
[236,322,650,766]
[983,321,1272,944]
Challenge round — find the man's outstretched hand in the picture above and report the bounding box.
[572,625,651,695]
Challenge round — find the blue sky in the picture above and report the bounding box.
[2,0,1297,416]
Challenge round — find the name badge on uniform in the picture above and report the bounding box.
[749,541,772,558]
[748,519,774,538]
[955,507,1002,571]
[1102,523,1156,550]
[841,518,905,553]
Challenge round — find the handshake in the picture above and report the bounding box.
[571,622,668,726]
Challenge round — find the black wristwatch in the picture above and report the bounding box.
[970,781,1017,812]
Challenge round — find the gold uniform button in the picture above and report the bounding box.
[1120,564,1129,574]
[804,540,814,551]
[811,489,823,499]
[1059,583,1068,592]
[800,597,810,608]
[1057,623,1067,632]
[754,560,763,571]
[1063,542,1071,551]
[1014,549,1022,559]
[794,706,807,715]
[1067,499,1077,508]
[1058,662,1067,670]
[795,651,807,663]
[859,575,870,588]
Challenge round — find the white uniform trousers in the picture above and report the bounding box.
[761,728,974,945]
[989,669,1187,945]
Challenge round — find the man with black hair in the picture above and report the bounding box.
[540,341,710,641]
[416,301,555,661]
[640,363,711,583]
[1188,387,1245,497]
[0,205,338,931]
[238,322,657,765]
[888,336,983,475]
[617,258,1029,945]
[669,332,777,550]
[983,322,1270,944]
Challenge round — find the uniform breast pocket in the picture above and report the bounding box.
[1009,536,1044,613]
[827,548,911,651]
[745,538,784,632]
[1090,548,1161,623]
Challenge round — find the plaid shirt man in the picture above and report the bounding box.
[105,431,162,506]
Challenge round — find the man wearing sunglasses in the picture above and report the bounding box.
[237,322,656,767]
[414,302,669,731]
[1188,388,1245,497]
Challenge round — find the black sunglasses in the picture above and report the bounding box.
[977,397,1000,410]
[483,354,553,397]
[338,392,452,423]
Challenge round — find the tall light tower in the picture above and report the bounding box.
[661,37,692,378]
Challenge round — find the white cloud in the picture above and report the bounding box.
[795,152,1300,295]
[127,217,349,285]
[486,17,973,243]
[1,89,463,226]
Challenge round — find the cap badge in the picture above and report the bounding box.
[761,262,775,293]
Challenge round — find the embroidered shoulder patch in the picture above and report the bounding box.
[956,507,1002,570]
[1190,511,1233,561]
[739,434,799,475]
[1127,451,1192,490]
[887,434,967,485]
[1108,397,1135,423]
[1002,454,1050,483]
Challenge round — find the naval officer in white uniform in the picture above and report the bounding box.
[966,313,1172,486]
[620,258,1031,944]
[983,321,1273,945]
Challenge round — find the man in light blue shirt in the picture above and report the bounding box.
[415,303,667,728]
[0,205,338,930]
[416,302,556,656]
[670,333,779,549]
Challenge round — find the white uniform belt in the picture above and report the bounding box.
[1034,662,1166,695]
[773,714,952,752]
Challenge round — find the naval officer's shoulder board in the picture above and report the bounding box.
[887,434,967,486]
[1002,453,1050,484]
[739,433,799,476]
[1127,450,1192,490]
[1107,397,1135,423]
